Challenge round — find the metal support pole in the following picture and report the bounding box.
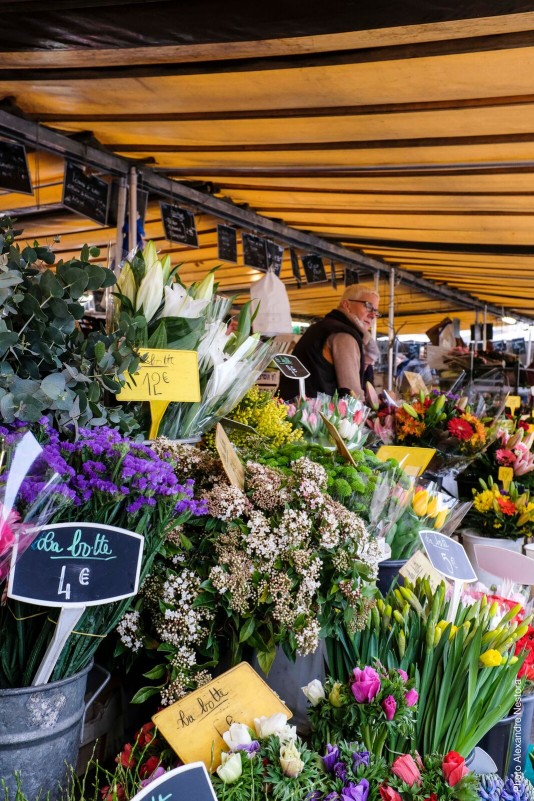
[128,166,138,255]
[527,326,533,367]
[483,304,488,350]
[387,268,395,391]
[372,271,380,340]
[114,176,128,275]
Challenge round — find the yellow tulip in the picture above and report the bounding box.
[433,509,448,530]
[479,649,502,667]
[413,490,430,517]
[426,496,439,518]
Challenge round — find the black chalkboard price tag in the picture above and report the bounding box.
[0,140,33,195]
[130,763,217,801]
[302,254,327,284]
[161,203,199,247]
[345,266,360,287]
[242,232,268,271]
[273,353,310,379]
[266,240,285,277]
[419,529,476,623]
[62,161,110,225]
[217,224,238,263]
[8,522,144,685]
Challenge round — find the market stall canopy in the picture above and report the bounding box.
[1,0,534,334]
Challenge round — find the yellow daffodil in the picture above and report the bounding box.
[479,649,502,667]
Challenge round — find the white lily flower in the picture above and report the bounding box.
[222,723,252,751]
[135,258,164,323]
[301,679,325,706]
[216,752,242,784]
[159,284,211,319]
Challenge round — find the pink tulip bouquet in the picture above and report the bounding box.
[285,392,370,450]
[303,664,418,757]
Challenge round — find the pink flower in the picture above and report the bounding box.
[496,449,516,466]
[391,754,422,786]
[381,695,397,721]
[442,751,469,786]
[351,666,381,703]
[337,399,348,417]
[0,506,18,558]
[398,669,408,682]
[405,689,418,707]
[353,410,363,425]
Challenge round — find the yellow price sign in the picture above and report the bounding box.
[376,445,436,478]
[505,395,521,413]
[117,348,201,403]
[153,663,291,770]
[498,466,514,491]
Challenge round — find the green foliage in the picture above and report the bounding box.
[0,219,141,433]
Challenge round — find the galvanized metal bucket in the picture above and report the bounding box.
[0,663,109,800]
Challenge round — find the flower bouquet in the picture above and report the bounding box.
[0,421,206,688]
[117,452,379,705]
[463,476,534,540]
[379,751,479,801]
[114,241,276,439]
[285,393,370,451]
[369,391,498,477]
[462,425,534,493]
[302,663,418,756]
[326,578,530,757]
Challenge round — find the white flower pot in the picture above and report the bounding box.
[460,528,524,588]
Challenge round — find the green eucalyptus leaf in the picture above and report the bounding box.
[40,270,64,298]
[40,373,66,400]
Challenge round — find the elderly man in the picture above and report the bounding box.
[278,285,381,400]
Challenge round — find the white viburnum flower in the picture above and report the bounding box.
[301,679,325,707]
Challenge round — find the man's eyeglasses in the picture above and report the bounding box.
[348,299,382,318]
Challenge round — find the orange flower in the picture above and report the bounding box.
[497,496,516,516]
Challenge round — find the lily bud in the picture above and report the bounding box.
[191,271,215,300]
[116,261,136,305]
[142,240,159,272]
[135,258,164,323]
[161,253,172,284]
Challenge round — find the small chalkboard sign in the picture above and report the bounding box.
[242,232,268,270]
[161,203,199,247]
[420,530,476,583]
[8,522,144,607]
[290,248,302,286]
[130,763,217,801]
[0,140,32,195]
[266,241,285,277]
[512,338,526,355]
[62,161,110,225]
[302,254,327,284]
[217,224,238,263]
[344,266,359,287]
[273,353,310,379]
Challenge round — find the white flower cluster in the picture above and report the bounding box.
[117,610,143,653]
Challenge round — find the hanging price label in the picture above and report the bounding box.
[118,348,200,402]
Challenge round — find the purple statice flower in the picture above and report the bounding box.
[324,794,340,801]
[334,761,347,782]
[126,496,157,514]
[323,745,340,773]
[175,497,207,516]
[352,751,370,770]
[341,779,369,801]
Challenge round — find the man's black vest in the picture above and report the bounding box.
[278,309,364,400]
